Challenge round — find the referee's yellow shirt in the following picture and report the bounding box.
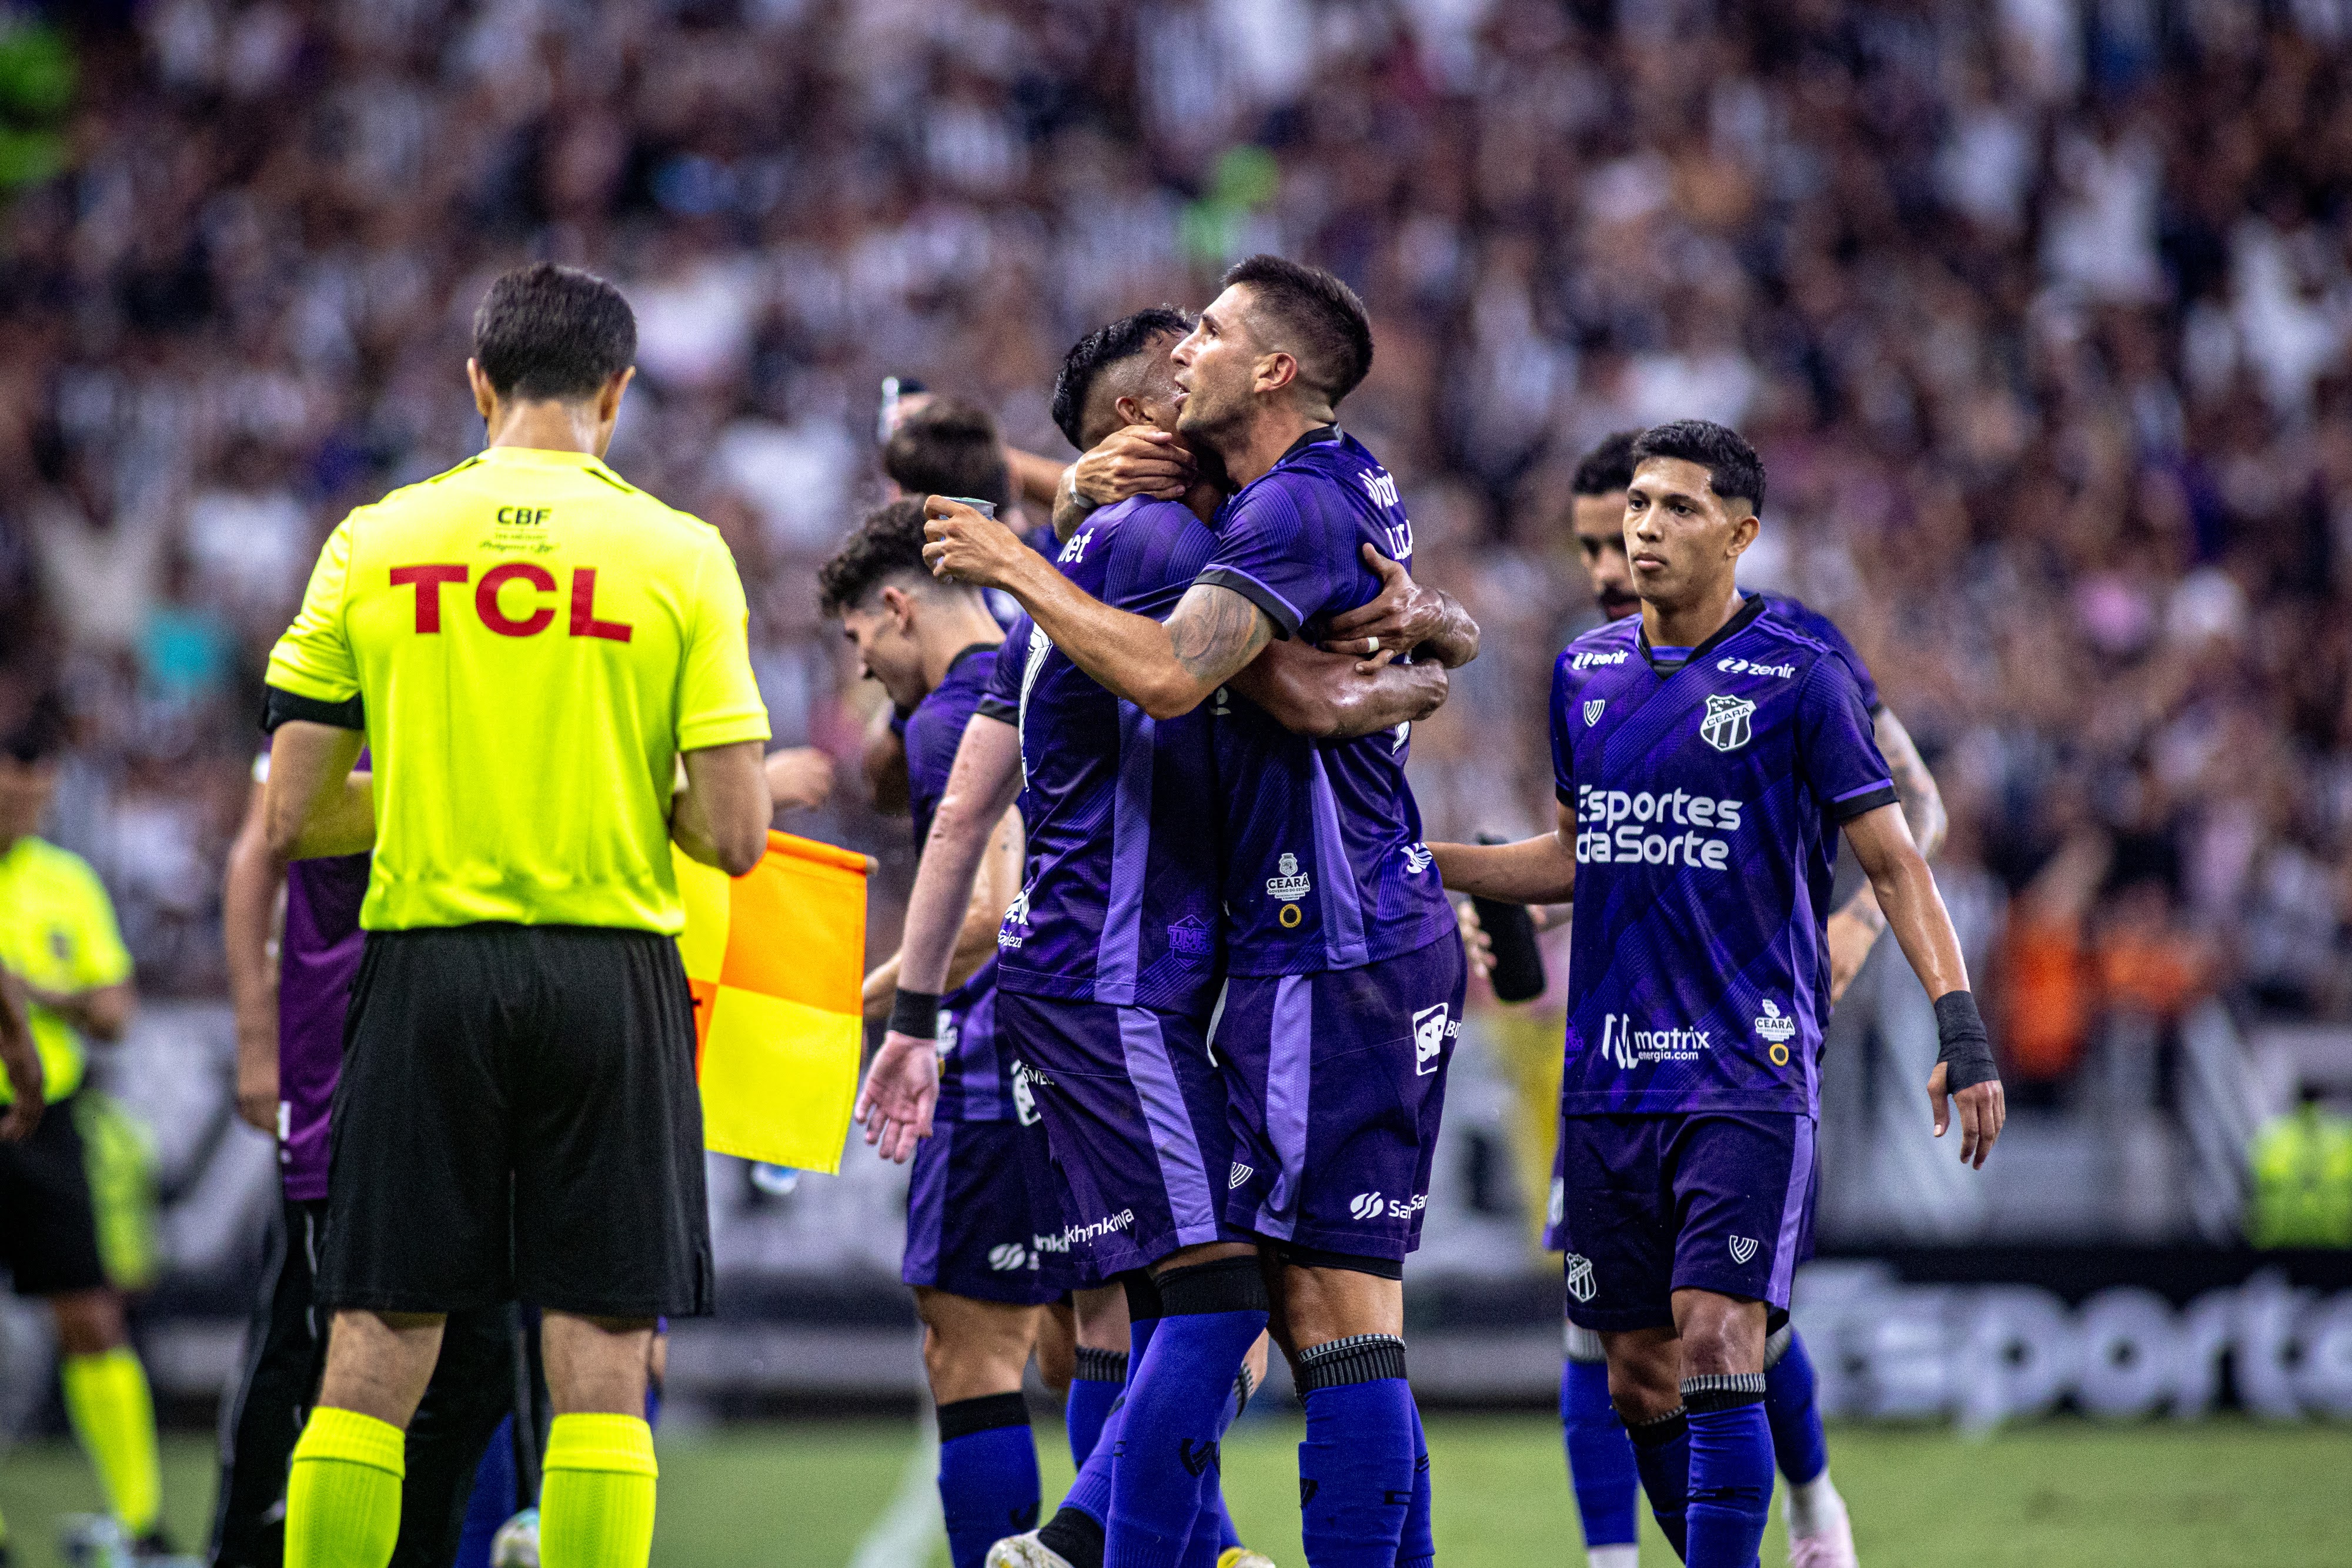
[265,446,771,935]
[0,835,133,1105]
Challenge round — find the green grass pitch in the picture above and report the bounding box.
[2,1416,2346,1566]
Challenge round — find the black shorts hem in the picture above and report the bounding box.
[1277,1242,1404,1281]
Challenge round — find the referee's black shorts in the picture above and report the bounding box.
[0,1090,110,1298]
[318,924,713,1319]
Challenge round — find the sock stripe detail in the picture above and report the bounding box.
[1073,1347,1129,1385]
[1762,1323,1794,1369]
[1622,1406,1688,1447]
[543,1412,658,1478]
[1680,1373,1767,1413]
[1295,1333,1406,1391]
[1154,1256,1270,1316]
[936,1392,1031,1442]
[292,1406,406,1478]
[1234,1364,1257,1417]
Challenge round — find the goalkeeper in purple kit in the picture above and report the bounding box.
[1428,420,2002,1568]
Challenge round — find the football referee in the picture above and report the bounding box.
[259,263,771,1568]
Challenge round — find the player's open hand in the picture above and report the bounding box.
[923,496,1027,590]
[857,1029,938,1164]
[1927,1060,2006,1169]
[1322,545,1445,670]
[1456,899,1495,981]
[1074,423,1192,506]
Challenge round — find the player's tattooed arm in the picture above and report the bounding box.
[1875,708,1946,860]
[1320,546,1480,670]
[1427,801,1579,906]
[1227,639,1449,739]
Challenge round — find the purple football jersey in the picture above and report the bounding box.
[1194,426,1455,977]
[1551,597,1895,1117]
[982,497,1224,1016]
[904,643,1018,1122]
[259,745,368,1201]
[1760,591,1880,714]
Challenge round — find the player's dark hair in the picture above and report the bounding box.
[883,396,1010,510]
[470,263,637,402]
[1631,419,1766,514]
[1050,306,1194,450]
[817,499,936,616]
[1,687,68,764]
[1219,255,1374,406]
[1571,430,1642,497]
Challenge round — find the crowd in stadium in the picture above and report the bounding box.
[1,0,2349,1096]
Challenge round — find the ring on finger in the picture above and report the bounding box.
[1366,636,1381,654]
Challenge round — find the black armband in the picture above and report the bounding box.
[1933,990,1999,1092]
[888,987,940,1041]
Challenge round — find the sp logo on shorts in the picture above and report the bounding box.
[988,1243,1032,1272]
[1700,694,1755,751]
[1349,1191,1385,1221]
[1180,1439,1221,1478]
[1230,1162,1254,1190]
[1411,1003,1455,1076]
[1564,1252,1597,1303]
[1584,698,1605,726]
[1729,1235,1760,1266]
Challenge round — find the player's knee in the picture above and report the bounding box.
[49,1290,125,1356]
[1673,1296,1766,1379]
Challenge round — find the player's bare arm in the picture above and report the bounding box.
[672,739,770,876]
[859,714,1024,1162]
[0,971,41,1141]
[1825,708,1944,999]
[925,494,1274,718]
[1428,801,1579,906]
[260,719,369,862]
[1003,443,1070,514]
[1227,638,1448,740]
[1841,801,2005,1168]
[1321,545,1481,669]
[223,777,286,1132]
[858,802,1023,1018]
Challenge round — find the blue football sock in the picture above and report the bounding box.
[1683,1378,1772,1568]
[1200,1366,1250,1556]
[1067,1348,1127,1467]
[1055,1275,1163,1533]
[453,1413,517,1568]
[1297,1336,1416,1568]
[1563,1357,1641,1550]
[1764,1328,1828,1487]
[1108,1261,1266,1568]
[1394,1394,1434,1568]
[1624,1405,1690,1561]
[937,1393,1041,1568]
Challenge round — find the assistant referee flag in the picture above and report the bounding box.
[265,446,770,933]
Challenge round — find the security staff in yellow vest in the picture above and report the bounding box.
[261,264,772,1568]
[2248,1088,2352,1249]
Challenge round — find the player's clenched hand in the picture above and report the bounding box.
[764,746,836,813]
[1456,900,1494,982]
[857,1029,938,1164]
[1927,1061,2006,1169]
[1321,546,1445,670]
[1073,424,1192,507]
[923,496,1028,589]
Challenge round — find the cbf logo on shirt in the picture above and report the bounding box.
[1548,600,1895,1119]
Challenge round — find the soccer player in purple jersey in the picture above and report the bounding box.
[815,499,1067,1568]
[1497,431,1951,1568]
[916,259,1480,1568]
[1430,421,2002,1568]
[868,300,1451,1568]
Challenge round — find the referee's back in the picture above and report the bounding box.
[266,446,769,932]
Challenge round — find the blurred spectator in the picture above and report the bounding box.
[2246,1089,2352,1249]
[0,1,2345,1075]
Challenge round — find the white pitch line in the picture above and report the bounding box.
[847,1403,944,1568]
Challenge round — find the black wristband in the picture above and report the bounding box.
[888,988,940,1041]
[1933,990,1999,1092]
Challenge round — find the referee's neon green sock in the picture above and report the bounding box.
[541,1413,659,1568]
[286,1407,405,1568]
[60,1348,162,1537]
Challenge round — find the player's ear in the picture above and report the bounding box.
[467,359,497,423]
[597,366,636,427]
[1255,350,1298,397]
[877,583,913,629]
[1725,507,1759,560]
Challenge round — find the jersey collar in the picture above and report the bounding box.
[1636,592,1765,676]
[944,641,1000,680]
[1273,423,1342,467]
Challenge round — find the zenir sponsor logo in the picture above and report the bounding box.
[1571,650,1628,670]
[1700,693,1755,751]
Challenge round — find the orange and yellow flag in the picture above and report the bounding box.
[673,831,869,1174]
